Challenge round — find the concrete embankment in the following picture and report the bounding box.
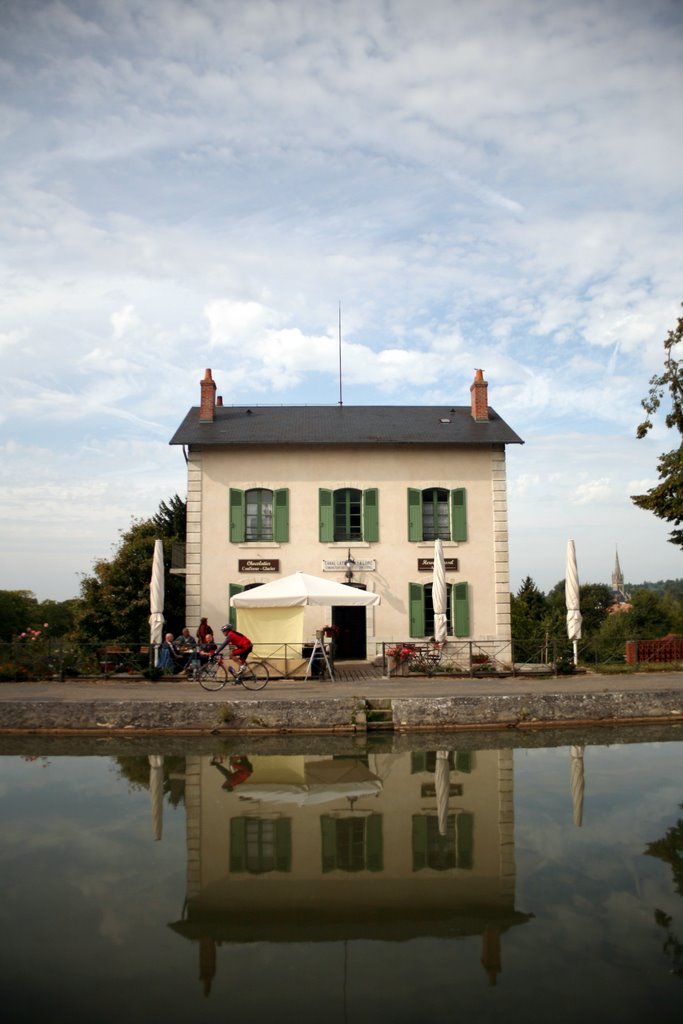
[0,671,682,736]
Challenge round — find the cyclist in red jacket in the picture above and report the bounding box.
[217,623,253,672]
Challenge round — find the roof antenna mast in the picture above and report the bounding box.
[338,301,343,407]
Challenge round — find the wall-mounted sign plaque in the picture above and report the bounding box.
[418,558,459,572]
[238,559,280,573]
[322,559,376,572]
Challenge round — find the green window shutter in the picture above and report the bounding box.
[412,815,428,871]
[453,581,469,637]
[230,818,247,872]
[273,488,289,542]
[455,752,472,774]
[366,814,383,872]
[229,488,245,543]
[275,818,292,872]
[450,488,467,541]
[411,752,428,774]
[407,488,423,541]
[362,488,379,542]
[409,582,425,638]
[229,583,243,614]
[320,815,336,873]
[319,489,334,542]
[456,813,474,869]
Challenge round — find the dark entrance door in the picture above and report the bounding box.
[332,598,367,661]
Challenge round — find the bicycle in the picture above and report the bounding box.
[194,655,269,692]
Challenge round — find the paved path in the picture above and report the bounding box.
[2,668,683,703]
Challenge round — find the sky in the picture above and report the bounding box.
[1,0,682,602]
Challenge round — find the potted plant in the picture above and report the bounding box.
[386,643,416,676]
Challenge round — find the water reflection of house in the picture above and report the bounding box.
[169,748,531,994]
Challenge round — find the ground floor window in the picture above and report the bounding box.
[412,813,474,871]
[409,581,469,637]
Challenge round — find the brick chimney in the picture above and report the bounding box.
[470,368,489,421]
[199,368,217,421]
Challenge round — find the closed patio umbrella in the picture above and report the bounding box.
[432,538,447,644]
[149,539,165,666]
[565,539,582,666]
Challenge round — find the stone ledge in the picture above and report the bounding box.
[0,689,681,735]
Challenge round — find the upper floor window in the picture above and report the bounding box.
[407,488,467,542]
[319,488,379,542]
[230,488,289,542]
[321,813,383,873]
[230,817,292,873]
[246,488,273,540]
[412,812,474,871]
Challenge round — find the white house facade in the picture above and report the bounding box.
[169,369,523,662]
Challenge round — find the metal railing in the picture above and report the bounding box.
[2,633,679,682]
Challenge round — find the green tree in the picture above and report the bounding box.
[510,577,547,638]
[74,495,186,642]
[629,588,672,636]
[0,590,39,641]
[632,304,683,547]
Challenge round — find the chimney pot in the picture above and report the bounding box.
[199,368,217,422]
[470,368,489,421]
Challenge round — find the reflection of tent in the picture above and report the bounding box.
[236,757,383,806]
[231,572,381,607]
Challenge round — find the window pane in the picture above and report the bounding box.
[245,489,273,541]
[334,488,362,541]
[422,488,449,540]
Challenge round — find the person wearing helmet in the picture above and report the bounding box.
[217,623,253,671]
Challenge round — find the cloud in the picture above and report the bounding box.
[0,0,682,597]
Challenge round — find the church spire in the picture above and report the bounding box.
[611,548,629,603]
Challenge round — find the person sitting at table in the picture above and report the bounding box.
[175,627,196,649]
[188,632,218,674]
[174,628,196,671]
[158,633,181,674]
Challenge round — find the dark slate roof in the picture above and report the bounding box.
[169,405,523,447]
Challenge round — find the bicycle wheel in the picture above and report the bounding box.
[198,661,228,691]
[239,661,269,690]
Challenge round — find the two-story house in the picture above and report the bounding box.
[169,368,522,661]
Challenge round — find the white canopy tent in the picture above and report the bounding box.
[230,572,381,680]
[230,571,381,608]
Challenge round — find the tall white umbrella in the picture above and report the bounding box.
[435,749,450,836]
[565,539,582,666]
[432,538,448,644]
[149,539,165,666]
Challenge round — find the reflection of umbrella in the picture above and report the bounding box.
[149,754,164,841]
[435,749,450,836]
[432,538,447,644]
[570,745,585,827]
[149,539,165,665]
[565,539,582,666]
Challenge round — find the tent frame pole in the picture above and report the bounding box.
[304,634,334,682]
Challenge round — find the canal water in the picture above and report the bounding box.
[0,728,681,1023]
